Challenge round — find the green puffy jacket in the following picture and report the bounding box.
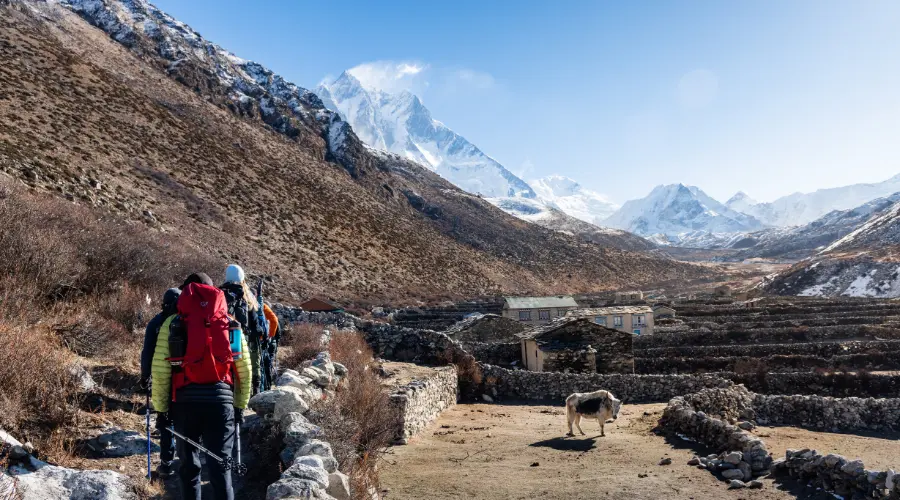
[151,315,252,413]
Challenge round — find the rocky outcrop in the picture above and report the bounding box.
[390,366,458,444]
[2,430,137,500]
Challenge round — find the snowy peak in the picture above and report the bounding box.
[316,72,535,199]
[732,174,900,227]
[604,183,764,243]
[528,176,618,224]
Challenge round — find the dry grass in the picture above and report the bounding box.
[0,183,221,463]
[309,332,398,499]
[278,323,328,371]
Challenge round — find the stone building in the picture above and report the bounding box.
[502,296,578,325]
[652,303,676,319]
[568,305,654,336]
[517,317,635,374]
[614,290,644,303]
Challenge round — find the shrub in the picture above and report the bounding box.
[278,323,327,370]
[309,332,397,500]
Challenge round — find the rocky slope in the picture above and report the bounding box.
[765,198,900,297]
[0,0,703,302]
[725,174,900,227]
[730,193,900,260]
[604,184,765,245]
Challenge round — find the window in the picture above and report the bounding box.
[633,315,646,326]
[557,309,566,317]
[538,309,551,321]
[633,329,641,335]
[613,315,623,327]
[518,310,532,321]
[594,316,607,326]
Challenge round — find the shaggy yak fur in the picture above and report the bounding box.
[565,390,622,437]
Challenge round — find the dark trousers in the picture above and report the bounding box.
[172,402,235,500]
[156,412,175,465]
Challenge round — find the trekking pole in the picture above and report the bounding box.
[235,417,242,471]
[167,427,248,476]
[145,392,152,479]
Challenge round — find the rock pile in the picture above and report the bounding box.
[390,366,458,444]
[661,390,772,480]
[248,351,351,500]
[777,449,899,499]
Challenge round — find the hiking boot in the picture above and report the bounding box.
[156,462,174,478]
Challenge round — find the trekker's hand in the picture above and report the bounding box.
[234,408,244,426]
[138,377,151,394]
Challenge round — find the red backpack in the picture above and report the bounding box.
[168,283,234,399]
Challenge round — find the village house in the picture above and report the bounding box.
[502,296,578,325]
[567,305,655,336]
[614,290,644,303]
[517,317,635,373]
[652,303,676,319]
[299,298,344,313]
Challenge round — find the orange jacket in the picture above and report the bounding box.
[263,303,279,339]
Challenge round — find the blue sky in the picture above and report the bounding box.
[153,0,900,204]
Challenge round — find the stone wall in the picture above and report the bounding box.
[635,352,900,374]
[727,371,900,398]
[458,341,520,367]
[752,394,900,432]
[638,339,900,359]
[478,364,732,403]
[390,366,458,444]
[634,324,900,349]
[777,449,899,499]
[247,352,353,500]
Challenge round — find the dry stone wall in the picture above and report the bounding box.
[390,366,458,444]
[635,324,900,349]
[752,394,900,432]
[478,364,732,404]
[777,449,899,499]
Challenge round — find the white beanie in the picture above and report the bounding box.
[225,264,245,284]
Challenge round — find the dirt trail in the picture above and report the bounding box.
[380,403,899,500]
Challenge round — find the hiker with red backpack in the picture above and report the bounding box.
[151,272,252,500]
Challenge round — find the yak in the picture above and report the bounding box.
[565,389,622,437]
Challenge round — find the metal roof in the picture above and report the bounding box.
[503,296,578,310]
[568,305,653,316]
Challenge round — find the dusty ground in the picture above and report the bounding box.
[380,403,898,500]
[378,362,442,388]
[751,425,900,471]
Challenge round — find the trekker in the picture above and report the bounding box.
[219,265,266,395]
[151,272,251,500]
[139,287,181,477]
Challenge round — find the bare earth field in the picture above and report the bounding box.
[380,403,900,500]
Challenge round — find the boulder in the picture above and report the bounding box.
[282,463,329,489]
[738,461,752,481]
[748,480,763,489]
[273,387,312,421]
[297,440,338,472]
[327,471,352,500]
[9,462,137,500]
[67,364,97,391]
[728,479,746,489]
[723,451,743,465]
[266,478,333,500]
[722,469,744,480]
[333,362,348,377]
[294,455,326,470]
[249,389,290,416]
[88,426,158,458]
[276,371,311,390]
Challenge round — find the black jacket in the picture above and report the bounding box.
[219,282,265,345]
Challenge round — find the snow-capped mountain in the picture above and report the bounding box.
[730,192,900,259]
[603,184,765,244]
[766,197,900,298]
[530,175,618,224]
[317,72,534,199]
[725,174,900,227]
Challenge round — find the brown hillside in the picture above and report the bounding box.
[0,2,709,303]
